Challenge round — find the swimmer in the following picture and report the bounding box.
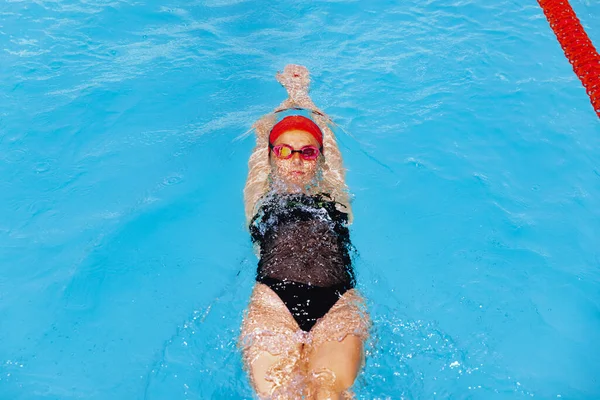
[240,65,370,399]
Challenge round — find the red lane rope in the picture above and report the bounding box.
[538,0,600,118]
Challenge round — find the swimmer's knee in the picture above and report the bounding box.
[309,367,350,400]
[248,350,304,399]
[313,387,343,400]
[248,359,279,399]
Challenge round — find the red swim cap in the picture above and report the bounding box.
[269,116,323,146]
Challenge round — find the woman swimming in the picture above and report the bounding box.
[240,65,370,399]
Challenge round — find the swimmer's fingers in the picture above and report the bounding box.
[276,64,310,86]
[276,64,311,101]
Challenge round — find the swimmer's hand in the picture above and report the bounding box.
[276,64,310,96]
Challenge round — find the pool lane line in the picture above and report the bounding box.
[538,0,600,118]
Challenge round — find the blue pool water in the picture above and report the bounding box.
[1,0,599,398]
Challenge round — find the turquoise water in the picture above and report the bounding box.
[1,0,599,399]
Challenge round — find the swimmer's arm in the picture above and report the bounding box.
[318,121,353,222]
[244,115,273,224]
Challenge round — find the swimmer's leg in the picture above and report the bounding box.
[303,290,370,399]
[307,335,363,399]
[239,283,305,399]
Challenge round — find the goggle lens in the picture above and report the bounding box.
[301,147,318,159]
[278,146,292,158]
[271,144,321,160]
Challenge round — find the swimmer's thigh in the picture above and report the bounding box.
[307,334,364,395]
[239,283,303,397]
[305,290,370,395]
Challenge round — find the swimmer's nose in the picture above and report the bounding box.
[291,152,303,166]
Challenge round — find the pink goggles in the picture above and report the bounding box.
[269,144,322,161]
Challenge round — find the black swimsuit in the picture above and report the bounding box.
[250,193,355,332]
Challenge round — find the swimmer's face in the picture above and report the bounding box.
[270,130,321,188]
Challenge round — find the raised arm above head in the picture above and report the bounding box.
[243,65,353,225]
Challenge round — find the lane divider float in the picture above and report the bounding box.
[538,0,600,118]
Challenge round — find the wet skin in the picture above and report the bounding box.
[271,130,321,189]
